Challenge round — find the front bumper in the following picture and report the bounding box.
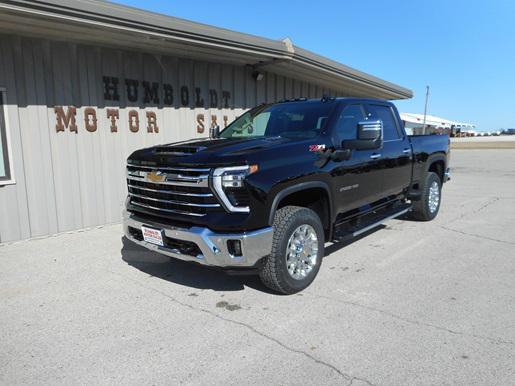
[123,210,273,268]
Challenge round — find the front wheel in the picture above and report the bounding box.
[411,171,442,221]
[259,206,324,294]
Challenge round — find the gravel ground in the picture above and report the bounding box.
[1,149,514,385]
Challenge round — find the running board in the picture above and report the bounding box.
[332,203,411,242]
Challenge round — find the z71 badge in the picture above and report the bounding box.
[309,144,326,152]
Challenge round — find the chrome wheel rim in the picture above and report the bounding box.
[428,181,440,213]
[286,224,318,280]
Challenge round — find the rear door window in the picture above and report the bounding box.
[367,104,402,141]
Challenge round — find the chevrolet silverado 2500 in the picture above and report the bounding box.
[123,97,450,294]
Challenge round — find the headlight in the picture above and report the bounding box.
[212,165,258,213]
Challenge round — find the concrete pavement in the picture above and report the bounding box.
[1,149,514,385]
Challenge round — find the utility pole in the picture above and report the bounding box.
[422,85,430,134]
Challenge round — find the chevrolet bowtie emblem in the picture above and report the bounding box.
[147,171,166,183]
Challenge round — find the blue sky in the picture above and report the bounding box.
[114,0,515,130]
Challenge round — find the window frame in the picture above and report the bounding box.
[0,88,15,186]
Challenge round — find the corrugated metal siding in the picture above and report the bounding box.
[0,34,344,242]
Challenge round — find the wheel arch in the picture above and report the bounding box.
[268,182,333,240]
[426,154,447,183]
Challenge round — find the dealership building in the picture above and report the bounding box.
[0,0,412,242]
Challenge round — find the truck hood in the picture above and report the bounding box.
[128,136,321,167]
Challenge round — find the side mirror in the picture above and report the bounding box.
[342,120,383,150]
[358,120,382,140]
[210,125,220,139]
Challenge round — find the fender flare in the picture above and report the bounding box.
[409,153,448,201]
[425,154,447,175]
[268,181,333,226]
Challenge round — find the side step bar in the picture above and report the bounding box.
[332,203,411,242]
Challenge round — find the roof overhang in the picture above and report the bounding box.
[0,0,413,100]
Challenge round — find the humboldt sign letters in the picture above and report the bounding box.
[54,76,233,134]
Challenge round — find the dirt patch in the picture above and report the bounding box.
[216,301,242,311]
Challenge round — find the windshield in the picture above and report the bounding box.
[219,101,336,139]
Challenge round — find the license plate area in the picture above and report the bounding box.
[141,225,164,246]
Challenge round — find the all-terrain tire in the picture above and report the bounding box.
[259,206,324,294]
[411,172,442,221]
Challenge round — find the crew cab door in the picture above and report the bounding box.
[365,103,412,197]
[330,103,385,215]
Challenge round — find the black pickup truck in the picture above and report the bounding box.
[124,97,450,294]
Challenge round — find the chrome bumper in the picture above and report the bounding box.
[123,210,273,268]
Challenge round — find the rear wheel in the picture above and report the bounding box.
[411,172,442,221]
[259,206,324,294]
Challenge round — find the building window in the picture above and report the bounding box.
[0,90,13,184]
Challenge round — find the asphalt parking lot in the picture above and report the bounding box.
[1,149,514,385]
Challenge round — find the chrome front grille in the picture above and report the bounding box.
[126,165,220,217]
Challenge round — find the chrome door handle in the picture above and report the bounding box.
[402,148,411,154]
[370,153,381,159]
